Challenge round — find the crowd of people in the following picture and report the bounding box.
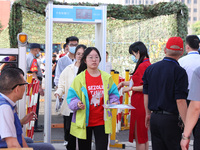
[0,34,200,150]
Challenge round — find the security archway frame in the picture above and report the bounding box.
[44,1,107,143]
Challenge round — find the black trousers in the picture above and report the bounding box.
[193,118,200,150]
[150,113,182,150]
[63,113,76,150]
[63,113,73,141]
[78,125,108,150]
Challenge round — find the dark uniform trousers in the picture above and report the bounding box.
[150,113,182,150]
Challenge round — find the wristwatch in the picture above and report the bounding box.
[182,133,190,140]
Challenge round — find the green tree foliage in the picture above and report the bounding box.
[192,21,200,35]
[0,21,2,32]
[9,0,188,48]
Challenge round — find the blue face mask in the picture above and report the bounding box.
[69,46,76,54]
[36,52,40,58]
[131,55,138,63]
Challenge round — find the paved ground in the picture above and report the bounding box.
[31,89,194,150]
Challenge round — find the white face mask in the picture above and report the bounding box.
[69,46,76,54]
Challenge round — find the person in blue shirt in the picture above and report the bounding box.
[0,67,55,150]
[54,36,79,86]
[143,37,188,150]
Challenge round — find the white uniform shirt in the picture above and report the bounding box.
[178,51,200,89]
[0,93,17,139]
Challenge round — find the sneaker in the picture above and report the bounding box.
[63,141,68,146]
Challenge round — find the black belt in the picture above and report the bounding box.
[152,110,176,115]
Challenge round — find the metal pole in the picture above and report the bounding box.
[44,1,53,143]
[109,30,113,63]
[124,69,129,128]
[18,33,28,136]
[101,5,107,72]
[95,5,107,71]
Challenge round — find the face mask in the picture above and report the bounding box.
[69,46,76,54]
[36,52,40,58]
[131,55,138,63]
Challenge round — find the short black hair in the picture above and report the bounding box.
[66,36,79,45]
[186,35,200,50]
[0,67,24,94]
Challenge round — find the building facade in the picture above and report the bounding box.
[124,0,200,26]
[124,0,155,5]
[0,0,16,30]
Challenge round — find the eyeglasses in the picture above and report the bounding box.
[12,82,28,90]
[87,56,100,60]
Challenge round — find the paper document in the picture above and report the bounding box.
[103,104,135,109]
[129,79,134,88]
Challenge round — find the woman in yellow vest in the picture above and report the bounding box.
[67,47,120,150]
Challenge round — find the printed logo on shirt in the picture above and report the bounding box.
[30,59,38,72]
[88,85,104,107]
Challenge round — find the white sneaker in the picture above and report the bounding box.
[63,141,68,146]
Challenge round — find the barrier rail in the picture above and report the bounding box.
[26,73,40,139]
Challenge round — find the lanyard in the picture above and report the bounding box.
[163,58,179,65]
[143,58,149,62]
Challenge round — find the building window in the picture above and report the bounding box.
[188,17,190,21]
[139,0,141,4]
[188,8,191,12]
[132,0,134,4]
[146,0,148,4]
[170,0,174,2]
[194,0,197,4]
[181,0,184,3]
[187,0,191,4]
[125,0,130,4]
[194,8,197,12]
[194,17,197,21]
[151,1,153,4]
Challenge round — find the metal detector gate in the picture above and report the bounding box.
[44,1,107,142]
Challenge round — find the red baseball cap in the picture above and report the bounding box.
[166,37,183,51]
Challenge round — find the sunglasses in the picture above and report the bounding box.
[12,82,28,90]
